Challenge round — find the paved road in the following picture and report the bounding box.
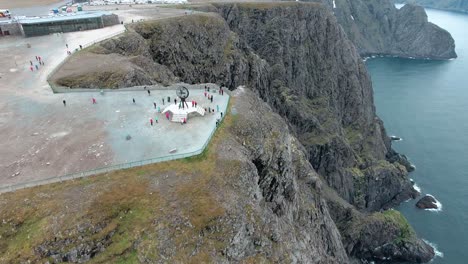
[9,0,71,16]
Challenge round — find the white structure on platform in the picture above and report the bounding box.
[162,103,205,123]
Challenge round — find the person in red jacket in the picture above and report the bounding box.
[150,118,153,126]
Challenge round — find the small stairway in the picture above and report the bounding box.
[196,105,206,116]
[171,113,188,123]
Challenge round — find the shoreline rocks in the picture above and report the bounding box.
[416,195,440,209]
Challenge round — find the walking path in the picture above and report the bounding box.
[0,7,228,194]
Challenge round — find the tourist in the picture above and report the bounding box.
[195,101,198,107]
[144,86,147,90]
[208,107,211,113]
[79,45,83,50]
[204,91,207,97]
[38,56,41,62]
[221,89,224,96]
[92,98,96,104]
[153,102,157,109]
[174,98,177,105]
[157,106,160,112]
[221,112,223,118]
[150,118,153,126]
[35,65,39,70]
[168,96,170,102]
[166,112,169,120]
[66,44,68,48]
[148,90,151,96]
[30,66,33,72]
[41,61,45,66]
[210,95,213,103]
[155,116,158,123]
[216,105,219,112]
[207,87,210,92]
[30,60,33,66]
[35,56,38,61]
[133,98,136,104]
[162,98,165,105]
[63,100,66,106]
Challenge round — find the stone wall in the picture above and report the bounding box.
[102,14,119,27]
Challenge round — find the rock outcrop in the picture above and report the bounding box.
[50,3,432,262]
[395,0,468,13]
[308,0,457,59]
[416,195,440,209]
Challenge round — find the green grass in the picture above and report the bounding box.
[0,97,235,263]
[381,210,415,245]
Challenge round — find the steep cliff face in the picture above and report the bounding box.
[395,0,468,13]
[55,2,416,214]
[307,0,457,59]
[50,3,435,262]
[0,88,351,263]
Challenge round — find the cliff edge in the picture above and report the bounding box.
[395,0,468,13]
[304,0,457,59]
[48,3,435,262]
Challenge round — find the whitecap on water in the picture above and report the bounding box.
[413,183,422,193]
[425,194,443,212]
[423,239,444,259]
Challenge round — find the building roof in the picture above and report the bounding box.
[19,11,113,25]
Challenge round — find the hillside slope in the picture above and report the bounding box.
[46,2,437,262]
[0,88,433,263]
[300,0,457,59]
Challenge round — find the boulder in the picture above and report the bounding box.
[416,195,439,209]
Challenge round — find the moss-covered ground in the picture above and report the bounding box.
[0,101,238,263]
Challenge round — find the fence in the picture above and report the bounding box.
[0,96,229,194]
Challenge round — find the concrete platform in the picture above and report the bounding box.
[0,11,228,188]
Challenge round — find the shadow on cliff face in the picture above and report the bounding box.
[305,0,457,59]
[48,2,438,262]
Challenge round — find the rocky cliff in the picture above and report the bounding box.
[395,0,468,13]
[305,0,457,59]
[0,87,433,263]
[49,2,435,262]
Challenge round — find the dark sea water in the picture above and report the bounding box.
[366,7,468,264]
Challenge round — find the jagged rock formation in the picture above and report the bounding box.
[306,0,457,59]
[395,0,468,13]
[0,87,432,263]
[50,2,434,262]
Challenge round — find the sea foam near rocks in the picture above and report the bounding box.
[423,239,444,259]
[425,194,443,212]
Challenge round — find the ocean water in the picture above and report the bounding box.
[366,7,468,264]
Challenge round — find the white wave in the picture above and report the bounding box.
[425,194,443,212]
[423,239,444,259]
[413,183,421,193]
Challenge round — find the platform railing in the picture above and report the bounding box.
[0,96,229,194]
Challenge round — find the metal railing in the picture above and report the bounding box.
[0,96,229,194]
